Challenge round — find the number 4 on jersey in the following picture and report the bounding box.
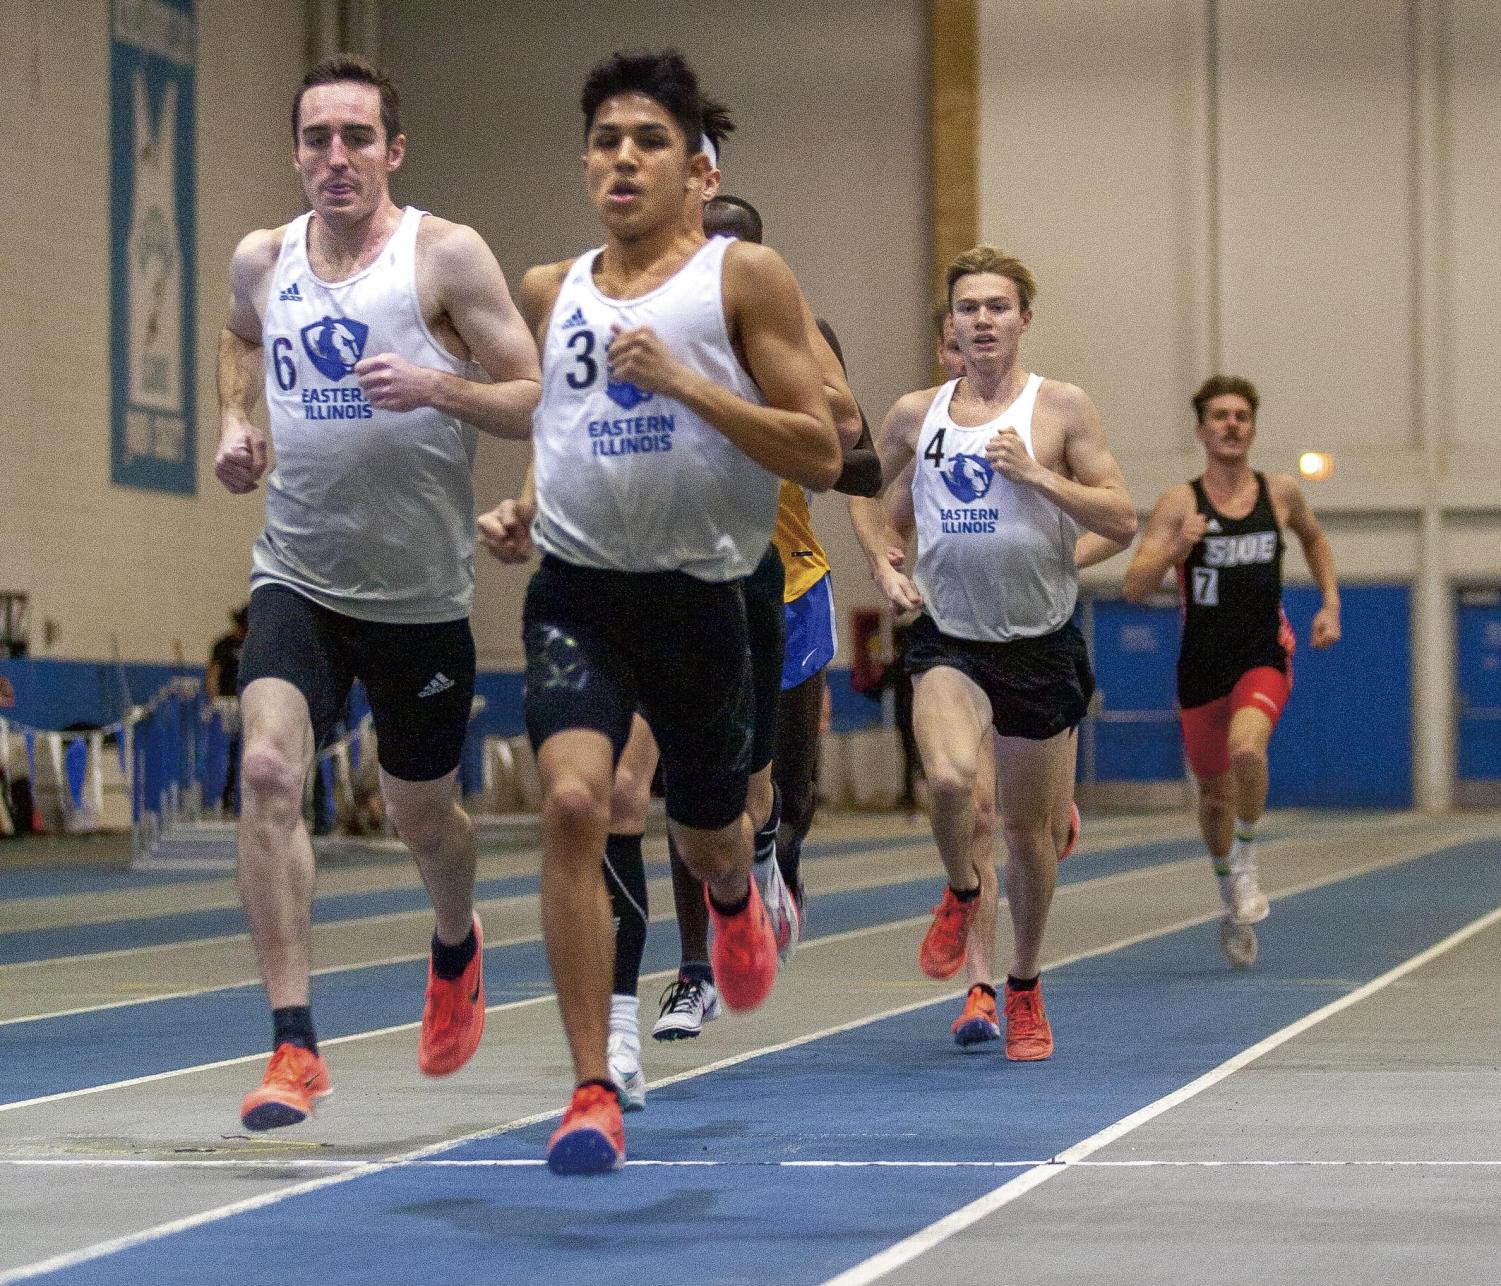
[923,427,947,468]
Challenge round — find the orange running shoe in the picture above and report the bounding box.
[1003,979,1054,1061]
[951,984,1000,1048]
[918,887,978,979]
[418,916,485,1077]
[547,1083,625,1175]
[240,1043,332,1131]
[704,878,778,1012]
[1058,801,1082,862]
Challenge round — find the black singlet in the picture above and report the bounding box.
[1176,472,1288,708]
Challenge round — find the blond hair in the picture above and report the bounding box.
[945,245,1037,312]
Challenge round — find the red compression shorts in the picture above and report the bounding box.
[1178,665,1292,779]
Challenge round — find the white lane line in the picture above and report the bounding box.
[1,839,1475,1283]
[0,834,952,1021]
[0,912,932,1117]
[822,900,1501,1286]
[0,833,1192,1029]
[0,833,1454,1112]
[5,1156,1498,1172]
[0,812,1418,1003]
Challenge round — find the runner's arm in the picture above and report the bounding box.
[805,308,861,450]
[1122,486,1196,602]
[608,242,840,490]
[814,319,881,495]
[356,224,541,439]
[849,393,926,611]
[1275,474,1341,648]
[1076,533,1129,569]
[990,382,1136,544]
[214,230,277,493]
[422,225,541,438]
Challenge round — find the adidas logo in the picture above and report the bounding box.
[417,672,455,699]
[1204,518,1222,533]
[561,306,586,330]
[278,282,303,301]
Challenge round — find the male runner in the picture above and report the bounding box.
[214,56,540,1129]
[1123,375,1339,967]
[853,246,1136,1060]
[880,304,1108,1049]
[478,139,857,1113]
[648,193,878,1052]
[515,50,839,1172]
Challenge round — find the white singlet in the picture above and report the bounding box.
[911,374,1079,641]
[530,236,780,582]
[254,206,479,624]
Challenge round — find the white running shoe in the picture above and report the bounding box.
[1227,864,1270,925]
[1219,915,1258,968]
[652,974,722,1041]
[607,994,645,1111]
[756,855,802,963]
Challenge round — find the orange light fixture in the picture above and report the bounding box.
[1298,451,1334,481]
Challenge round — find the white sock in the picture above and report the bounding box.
[609,993,639,1043]
[1230,819,1258,873]
[753,851,777,898]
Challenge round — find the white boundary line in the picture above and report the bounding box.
[0,833,1486,1281]
[3,1156,1499,1172]
[822,900,1501,1286]
[1,837,1475,1282]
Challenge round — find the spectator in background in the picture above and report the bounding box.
[205,603,249,812]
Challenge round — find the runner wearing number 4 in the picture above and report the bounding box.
[852,246,1136,1061]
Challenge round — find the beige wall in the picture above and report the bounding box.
[10,2,1496,673]
[382,0,931,667]
[977,0,1501,588]
[1,0,305,663]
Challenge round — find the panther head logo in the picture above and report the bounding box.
[606,377,651,411]
[940,452,995,503]
[300,316,370,382]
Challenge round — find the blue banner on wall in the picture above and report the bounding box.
[110,0,197,494]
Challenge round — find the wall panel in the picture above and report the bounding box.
[1216,1,1414,456]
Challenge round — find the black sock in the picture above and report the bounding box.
[604,832,648,996]
[974,982,997,999]
[679,960,713,985]
[577,1078,616,1096]
[753,784,781,866]
[778,835,803,891]
[1006,973,1039,992]
[952,882,981,902]
[272,1005,318,1054]
[431,924,478,980]
[708,884,751,918]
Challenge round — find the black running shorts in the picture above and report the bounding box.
[903,614,1094,741]
[742,544,786,775]
[522,556,755,831]
[239,584,476,782]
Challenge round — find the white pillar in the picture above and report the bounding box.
[1410,0,1453,813]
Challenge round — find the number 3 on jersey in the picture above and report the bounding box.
[565,329,597,390]
[923,427,946,468]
